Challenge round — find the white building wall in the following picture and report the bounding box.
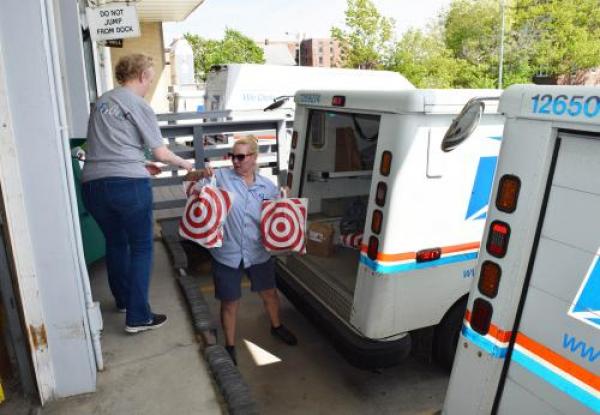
[0,0,97,401]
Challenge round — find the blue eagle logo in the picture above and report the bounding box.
[464,136,502,221]
[465,156,499,221]
[569,252,600,331]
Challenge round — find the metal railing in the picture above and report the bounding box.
[152,111,293,212]
[156,110,232,124]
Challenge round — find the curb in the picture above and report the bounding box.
[160,220,260,414]
[205,346,259,415]
[176,272,218,336]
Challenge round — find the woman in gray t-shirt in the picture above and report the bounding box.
[82,54,193,333]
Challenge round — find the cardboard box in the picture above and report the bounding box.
[306,222,335,257]
[335,127,362,172]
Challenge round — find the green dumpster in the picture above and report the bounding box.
[70,138,105,265]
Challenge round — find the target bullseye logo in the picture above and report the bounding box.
[276,221,286,233]
[340,232,363,249]
[261,198,307,253]
[179,185,232,248]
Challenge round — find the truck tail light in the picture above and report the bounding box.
[496,175,521,213]
[478,261,501,298]
[286,172,293,188]
[367,236,379,260]
[416,248,442,263]
[371,210,383,234]
[288,153,295,170]
[471,298,493,335]
[375,182,387,207]
[332,96,346,107]
[291,131,298,149]
[380,151,392,176]
[486,221,510,258]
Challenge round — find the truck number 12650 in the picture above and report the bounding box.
[531,94,600,118]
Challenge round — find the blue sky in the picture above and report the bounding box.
[163,0,452,45]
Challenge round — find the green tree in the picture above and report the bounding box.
[331,0,394,69]
[441,0,600,87]
[334,0,600,88]
[512,0,600,78]
[440,0,540,87]
[184,28,265,81]
[387,28,464,88]
[443,0,502,88]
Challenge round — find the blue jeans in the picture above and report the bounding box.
[82,177,153,325]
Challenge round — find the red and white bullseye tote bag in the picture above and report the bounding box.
[179,177,234,248]
[339,232,363,250]
[260,192,308,254]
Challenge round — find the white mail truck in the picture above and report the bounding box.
[275,88,505,369]
[204,64,415,117]
[444,85,600,414]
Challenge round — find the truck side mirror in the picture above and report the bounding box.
[264,96,293,112]
[441,99,485,152]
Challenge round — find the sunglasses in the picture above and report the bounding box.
[228,152,255,162]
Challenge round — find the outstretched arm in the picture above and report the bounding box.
[152,145,194,171]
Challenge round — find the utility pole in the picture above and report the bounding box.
[498,0,506,89]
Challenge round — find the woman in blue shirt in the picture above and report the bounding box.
[192,136,297,364]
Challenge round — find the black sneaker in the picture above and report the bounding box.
[225,345,237,366]
[271,325,297,345]
[125,314,167,333]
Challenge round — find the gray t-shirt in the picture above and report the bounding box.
[82,87,164,182]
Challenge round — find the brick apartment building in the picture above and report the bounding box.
[534,69,600,86]
[299,38,343,67]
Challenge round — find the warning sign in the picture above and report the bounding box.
[86,4,140,42]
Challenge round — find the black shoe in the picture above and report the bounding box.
[271,325,297,345]
[225,345,237,365]
[125,314,167,333]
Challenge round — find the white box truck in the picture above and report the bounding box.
[204,64,415,118]
[275,88,505,369]
[443,85,600,414]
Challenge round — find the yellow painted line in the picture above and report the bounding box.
[199,285,214,294]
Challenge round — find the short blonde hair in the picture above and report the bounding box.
[115,54,153,85]
[233,135,259,154]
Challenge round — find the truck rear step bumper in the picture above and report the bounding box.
[276,261,411,370]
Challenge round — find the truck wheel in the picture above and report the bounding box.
[433,298,467,371]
